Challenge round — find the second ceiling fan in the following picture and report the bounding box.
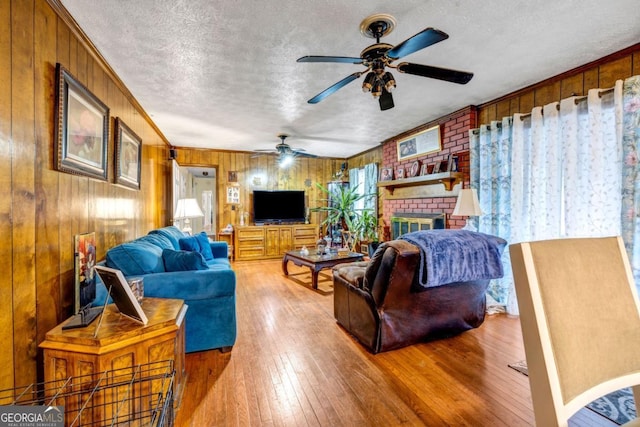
[297,13,474,111]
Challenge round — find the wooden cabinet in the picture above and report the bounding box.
[39,298,187,415]
[235,224,319,260]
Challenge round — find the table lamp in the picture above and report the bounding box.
[452,188,483,231]
[174,198,204,234]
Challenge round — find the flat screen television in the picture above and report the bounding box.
[253,190,305,225]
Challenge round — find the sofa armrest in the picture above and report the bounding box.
[209,241,228,259]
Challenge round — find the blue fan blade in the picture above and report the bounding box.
[386,28,448,60]
[308,73,362,104]
[297,56,363,64]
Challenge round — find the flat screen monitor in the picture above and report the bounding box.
[253,190,305,225]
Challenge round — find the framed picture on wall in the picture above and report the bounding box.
[396,125,441,161]
[54,63,110,181]
[114,117,142,190]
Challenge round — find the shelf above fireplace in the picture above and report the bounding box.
[377,171,463,194]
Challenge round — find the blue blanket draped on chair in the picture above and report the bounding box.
[399,229,507,288]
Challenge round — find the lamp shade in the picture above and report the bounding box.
[452,188,483,217]
[174,198,204,220]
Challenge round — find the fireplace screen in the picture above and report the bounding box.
[391,213,446,239]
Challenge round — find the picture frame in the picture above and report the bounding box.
[226,184,240,204]
[396,125,441,161]
[438,159,450,173]
[114,117,142,190]
[407,160,420,178]
[74,232,96,313]
[426,163,436,174]
[54,63,109,181]
[396,167,405,179]
[419,163,427,176]
[380,167,394,181]
[94,265,148,325]
[228,171,238,182]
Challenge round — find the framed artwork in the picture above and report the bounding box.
[438,159,450,173]
[226,185,240,204]
[407,160,420,177]
[114,117,142,190]
[419,163,427,176]
[396,125,441,161]
[228,171,238,182]
[380,167,394,181]
[54,63,109,181]
[396,167,405,179]
[74,232,96,313]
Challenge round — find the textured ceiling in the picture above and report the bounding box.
[60,0,640,159]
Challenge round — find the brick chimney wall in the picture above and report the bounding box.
[380,106,477,238]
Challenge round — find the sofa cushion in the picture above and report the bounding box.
[179,235,200,252]
[162,249,209,271]
[138,233,174,250]
[149,226,185,250]
[195,232,214,260]
[106,240,165,276]
[179,232,214,261]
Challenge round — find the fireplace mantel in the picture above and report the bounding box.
[377,171,463,199]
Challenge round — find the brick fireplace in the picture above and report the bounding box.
[379,106,476,240]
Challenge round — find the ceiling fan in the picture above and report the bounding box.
[297,13,474,111]
[252,134,317,168]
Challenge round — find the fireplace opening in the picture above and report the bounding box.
[390,213,446,240]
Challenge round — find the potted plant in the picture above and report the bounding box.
[351,208,378,254]
[311,183,367,250]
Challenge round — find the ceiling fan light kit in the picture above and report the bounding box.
[297,13,474,111]
[252,134,318,169]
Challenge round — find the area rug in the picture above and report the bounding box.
[508,360,637,425]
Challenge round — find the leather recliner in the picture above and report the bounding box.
[333,239,490,353]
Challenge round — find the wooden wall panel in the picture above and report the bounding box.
[478,44,640,122]
[2,0,172,389]
[0,0,13,393]
[175,149,345,235]
[12,0,38,388]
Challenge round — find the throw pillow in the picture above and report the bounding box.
[178,236,200,252]
[162,249,208,272]
[195,232,214,261]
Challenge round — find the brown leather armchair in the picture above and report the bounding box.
[333,239,491,353]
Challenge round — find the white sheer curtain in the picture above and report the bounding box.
[475,82,625,314]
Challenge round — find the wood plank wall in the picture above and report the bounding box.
[174,148,347,231]
[0,0,172,390]
[478,43,640,123]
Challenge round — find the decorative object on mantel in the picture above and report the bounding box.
[407,160,420,177]
[174,198,204,234]
[452,188,483,231]
[380,167,394,181]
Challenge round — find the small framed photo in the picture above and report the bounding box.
[228,171,238,182]
[54,63,109,181]
[438,159,450,173]
[396,167,405,179]
[426,163,436,174]
[420,163,428,176]
[432,162,442,174]
[380,167,394,181]
[407,160,420,177]
[114,118,142,190]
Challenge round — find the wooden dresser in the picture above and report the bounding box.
[235,224,318,260]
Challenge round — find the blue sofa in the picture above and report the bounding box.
[95,226,237,353]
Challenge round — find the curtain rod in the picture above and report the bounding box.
[518,87,615,120]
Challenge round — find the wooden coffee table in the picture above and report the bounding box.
[282,250,364,289]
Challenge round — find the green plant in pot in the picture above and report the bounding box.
[352,208,379,256]
[311,183,367,250]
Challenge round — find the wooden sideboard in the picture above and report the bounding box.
[39,298,187,420]
[235,224,318,260]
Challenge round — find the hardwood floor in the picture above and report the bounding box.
[174,259,615,426]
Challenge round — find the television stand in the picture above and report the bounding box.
[235,224,319,261]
